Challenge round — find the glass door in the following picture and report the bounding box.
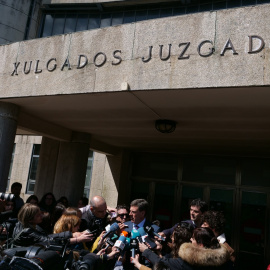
[238,191,267,270]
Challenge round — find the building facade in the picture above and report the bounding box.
[1,0,270,268]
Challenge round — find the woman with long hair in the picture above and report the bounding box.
[54,214,80,234]
[170,221,194,258]
[39,192,56,214]
[12,203,94,247]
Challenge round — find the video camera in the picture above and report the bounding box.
[0,236,72,270]
[0,193,14,202]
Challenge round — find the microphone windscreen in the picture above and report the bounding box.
[125,237,130,250]
[138,227,147,237]
[121,231,128,237]
[110,222,120,231]
[114,235,126,250]
[131,229,140,239]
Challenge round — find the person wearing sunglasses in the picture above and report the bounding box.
[116,204,130,223]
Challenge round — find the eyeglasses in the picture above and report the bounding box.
[118,214,128,218]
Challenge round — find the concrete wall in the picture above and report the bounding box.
[90,152,121,207]
[9,135,42,201]
[9,135,120,207]
[1,4,270,97]
[0,0,42,45]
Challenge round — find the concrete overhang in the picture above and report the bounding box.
[3,86,270,156]
[1,4,270,156]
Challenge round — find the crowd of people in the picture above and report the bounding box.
[0,182,237,270]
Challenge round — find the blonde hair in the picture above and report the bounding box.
[53,214,80,233]
[18,203,40,228]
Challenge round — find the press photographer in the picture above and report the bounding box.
[0,193,17,248]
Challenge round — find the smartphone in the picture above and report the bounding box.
[87,229,98,235]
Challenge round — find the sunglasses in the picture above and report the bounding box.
[118,214,128,218]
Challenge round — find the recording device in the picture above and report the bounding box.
[71,253,98,270]
[0,193,14,202]
[86,229,97,235]
[131,229,141,244]
[0,211,13,224]
[137,227,157,249]
[3,237,71,270]
[120,231,128,237]
[102,222,119,239]
[0,212,17,248]
[144,225,165,241]
[114,235,126,251]
[101,233,118,250]
[130,238,138,259]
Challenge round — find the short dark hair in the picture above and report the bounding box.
[11,182,22,190]
[193,227,220,249]
[130,199,148,213]
[171,222,194,258]
[201,210,225,235]
[116,204,129,212]
[190,198,208,213]
[80,197,89,207]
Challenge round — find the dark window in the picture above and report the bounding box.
[186,5,199,13]
[241,159,270,187]
[136,10,148,22]
[132,153,178,180]
[123,11,135,24]
[52,14,65,35]
[41,14,54,37]
[227,0,241,8]
[76,14,89,31]
[88,14,100,29]
[111,12,123,26]
[64,14,77,33]
[147,9,160,19]
[199,3,213,11]
[39,1,270,38]
[26,144,41,194]
[213,1,227,10]
[100,13,111,28]
[160,8,173,18]
[173,7,186,15]
[182,157,236,184]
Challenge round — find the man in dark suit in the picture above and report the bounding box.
[124,199,160,234]
[121,199,159,270]
[161,198,208,239]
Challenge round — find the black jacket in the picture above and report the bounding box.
[142,243,234,270]
[12,222,72,247]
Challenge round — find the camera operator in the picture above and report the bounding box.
[79,196,116,246]
[0,197,18,248]
[12,203,94,248]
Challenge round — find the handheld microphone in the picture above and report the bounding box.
[131,229,139,237]
[125,237,130,250]
[130,238,138,259]
[137,227,157,249]
[144,225,165,241]
[102,222,119,239]
[120,231,129,237]
[130,229,140,259]
[114,235,126,251]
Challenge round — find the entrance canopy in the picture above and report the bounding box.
[1,4,270,155]
[5,86,270,156]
